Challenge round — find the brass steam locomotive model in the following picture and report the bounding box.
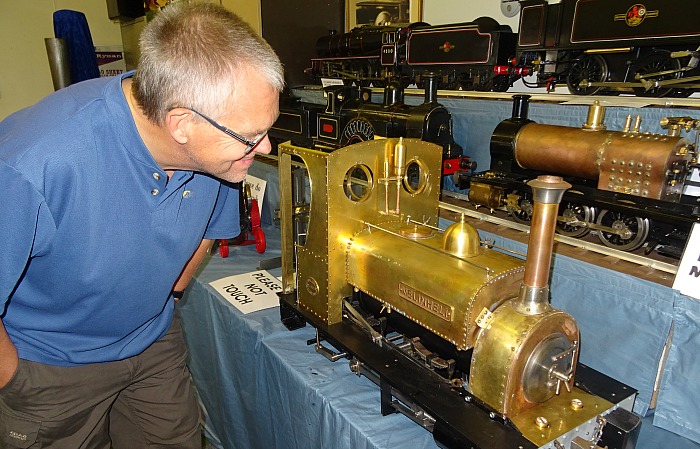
[278,137,640,449]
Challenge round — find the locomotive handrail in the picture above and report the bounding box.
[360,220,495,275]
[291,84,700,109]
[372,87,700,109]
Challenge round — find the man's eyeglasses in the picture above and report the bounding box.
[186,108,267,155]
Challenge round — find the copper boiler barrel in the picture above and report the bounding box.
[514,123,603,180]
[514,123,691,200]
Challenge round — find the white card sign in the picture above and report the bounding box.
[672,222,700,300]
[321,78,345,87]
[209,270,281,313]
[245,175,266,216]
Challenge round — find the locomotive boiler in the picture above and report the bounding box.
[455,95,700,257]
[277,137,640,449]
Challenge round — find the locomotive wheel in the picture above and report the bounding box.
[566,54,608,96]
[492,75,510,92]
[458,75,474,91]
[557,202,595,237]
[668,89,693,98]
[473,78,492,92]
[506,192,533,224]
[400,77,412,89]
[632,50,682,98]
[441,78,460,90]
[595,209,650,251]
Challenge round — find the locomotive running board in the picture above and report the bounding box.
[279,292,639,449]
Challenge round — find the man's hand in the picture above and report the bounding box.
[0,319,19,389]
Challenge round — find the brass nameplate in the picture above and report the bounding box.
[398,282,453,321]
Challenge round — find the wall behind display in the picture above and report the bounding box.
[260,0,344,88]
[0,1,121,120]
[423,0,520,30]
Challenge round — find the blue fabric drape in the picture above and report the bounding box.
[53,10,100,84]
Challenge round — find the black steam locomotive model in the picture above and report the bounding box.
[454,95,700,258]
[308,0,700,97]
[309,18,522,92]
[517,0,700,96]
[269,74,469,176]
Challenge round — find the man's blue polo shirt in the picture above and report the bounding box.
[0,73,240,366]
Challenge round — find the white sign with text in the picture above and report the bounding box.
[209,270,281,313]
[672,222,700,300]
[245,175,266,216]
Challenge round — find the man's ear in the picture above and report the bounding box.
[165,108,192,144]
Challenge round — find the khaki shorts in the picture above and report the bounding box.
[0,313,202,449]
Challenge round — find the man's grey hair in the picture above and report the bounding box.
[133,1,285,124]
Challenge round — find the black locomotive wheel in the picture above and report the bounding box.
[457,74,474,91]
[632,50,682,98]
[566,54,609,96]
[557,202,595,237]
[475,79,493,92]
[668,89,693,98]
[595,209,650,252]
[492,75,510,92]
[506,192,533,224]
[441,78,460,91]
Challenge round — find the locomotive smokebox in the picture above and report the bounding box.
[489,95,534,173]
[470,175,581,421]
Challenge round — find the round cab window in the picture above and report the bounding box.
[344,164,373,202]
[403,159,427,195]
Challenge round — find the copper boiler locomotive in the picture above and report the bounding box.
[457,95,699,257]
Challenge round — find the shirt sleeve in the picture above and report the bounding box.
[0,161,55,311]
[203,182,240,240]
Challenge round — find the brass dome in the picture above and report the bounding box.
[443,215,482,258]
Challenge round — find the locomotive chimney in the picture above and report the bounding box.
[383,81,404,106]
[511,94,531,120]
[512,175,571,315]
[422,72,438,104]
